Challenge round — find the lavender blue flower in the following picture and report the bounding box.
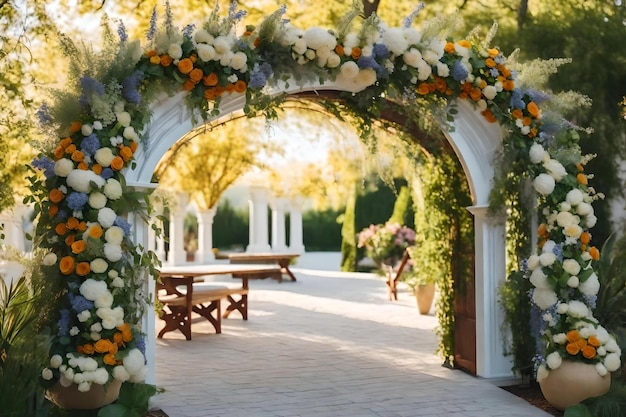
[259,62,273,78]
[67,192,88,210]
[494,54,506,65]
[100,168,114,180]
[529,302,546,355]
[526,89,551,104]
[509,88,525,109]
[69,293,94,313]
[357,55,378,70]
[57,309,71,337]
[165,0,174,32]
[521,258,528,272]
[451,60,468,81]
[249,70,267,90]
[122,70,144,104]
[235,39,249,50]
[80,76,105,96]
[57,209,68,221]
[114,216,132,236]
[117,20,128,42]
[402,2,425,28]
[135,333,146,355]
[372,43,390,60]
[80,133,101,156]
[229,0,247,22]
[489,68,499,77]
[552,244,563,262]
[183,24,195,39]
[36,103,52,125]
[583,294,597,309]
[32,156,55,179]
[146,7,157,40]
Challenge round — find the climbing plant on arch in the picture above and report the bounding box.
[29,1,621,398]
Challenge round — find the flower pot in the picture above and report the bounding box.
[415,283,435,315]
[46,379,122,410]
[538,360,610,410]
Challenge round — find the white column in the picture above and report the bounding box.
[270,198,289,252]
[467,205,512,379]
[246,186,271,253]
[170,192,188,265]
[197,207,217,263]
[288,198,305,254]
[0,205,28,251]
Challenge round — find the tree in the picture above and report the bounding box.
[157,118,283,210]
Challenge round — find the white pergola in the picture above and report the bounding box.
[123,78,511,384]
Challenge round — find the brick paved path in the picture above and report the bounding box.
[153,264,550,417]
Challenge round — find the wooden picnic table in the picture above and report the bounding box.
[228,252,300,282]
[157,264,281,340]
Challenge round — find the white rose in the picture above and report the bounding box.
[94,291,114,308]
[90,258,108,274]
[382,27,408,55]
[230,52,248,71]
[526,254,540,271]
[104,243,123,262]
[213,36,233,54]
[546,351,562,370]
[194,29,213,44]
[542,240,556,254]
[54,158,74,177]
[355,68,377,88]
[567,276,579,288]
[564,224,583,239]
[595,363,608,376]
[77,310,91,322]
[168,43,183,60]
[93,368,109,385]
[604,339,620,353]
[340,61,360,79]
[116,111,131,127]
[578,272,600,296]
[529,143,546,164]
[111,276,124,288]
[557,303,569,314]
[123,126,138,141]
[544,159,567,181]
[108,270,119,279]
[88,192,107,209]
[553,333,567,344]
[42,368,54,380]
[597,346,606,356]
[94,147,115,167]
[113,365,130,382]
[105,226,124,244]
[604,353,621,372]
[530,268,550,289]
[90,332,101,341]
[81,124,93,136]
[576,202,593,216]
[567,300,589,318]
[50,354,63,368]
[122,348,146,374]
[90,322,103,332]
[402,48,422,67]
[326,52,341,68]
[532,288,557,309]
[436,62,450,77]
[482,85,497,100]
[559,202,572,212]
[103,179,122,200]
[128,365,149,383]
[533,173,555,195]
[77,382,91,392]
[98,207,117,228]
[566,189,584,206]
[539,252,556,267]
[43,252,58,266]
[562,259,581,275]
[196,43,216,62]
[556,211,577,228]
[586,214,598,228]
[416,60,432,80]
[59,374,73,387]
[69,326,80,336]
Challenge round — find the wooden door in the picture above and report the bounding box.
[453,227,476,375]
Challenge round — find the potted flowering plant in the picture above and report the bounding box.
[357,222,416,270]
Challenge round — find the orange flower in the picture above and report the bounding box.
[234,80,247,93]
[65,144,76,154]
[50,189,65,203]
[522,116,532,126]
[485,58,496,68]
[527,101,540,119]
[77,162,89,170]
[117,323,131,333]
[487,48,499,58]
[55,223,67,236]
[149,55,161,65]
[582,345,596,359]
[577,173,588,185]
[76,261,90,276]
[416,83,430,95]
[434,77,447,93]
[130,141,138,152]
[78,221,87,232]
[566,329,580,343]
[351,47,362,59]
[89,224,103,239]
[71,150,84,162]
[189,68,204,83]
[119,146,133,162]
[110,156,124,171]
[538,223,548,237]
[82,343,95,355]
[49,204,58,217]
[69,121,82,133]
[576,338,587,349]
[59,256,75,275]
[108,342,119,354]
[95,339,112,354]
[160,54,173,67]
[203,73,219,87]
[470,88,482,101]
[503,79,515,91]
[511,109,523,119]
[122,328,133,342]
[76,345,84,354]
[88,164,102,176]
[589,246,600,261]
[177,58,194,75]
[225,83,235,93]
[529,128,538,138]
[53,146,65,160]
[71,239,85,254]
[335,44,345,56]
[113,332,124,345]
[588,336,601,347]
[189,53,197,63]
[444,42,455,54]
[103,353,118,366]
[580,232,591,245]
[183,79,195,91]
[576,163,584,172]
[215,85,226,95]
[65,234,75,246]
[66,217,79,230]
[458,40,471,48]
[566,342,580,356]
[60,137,73,148]
[204,88,216,100]
[481,109,497,123]
[145,49,157,58]
[253,37,260,48]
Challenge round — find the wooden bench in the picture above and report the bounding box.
[228,252,300,282]
[157,264,281,340]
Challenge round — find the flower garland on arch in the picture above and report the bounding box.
[29,1,620,391]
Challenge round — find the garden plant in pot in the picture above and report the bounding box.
[357,222,416,277]
[402,246,436,315]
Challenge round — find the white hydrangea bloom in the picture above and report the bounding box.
[54,158,74,177]
[94,147,115,167]
[103,179,122,200]
[88,192,108,209]
[604,353,621,372]
[536,364,550,382]
[546,351,562,370]
[43,252,58,266]
[196,43,216,62]
[532,288,557,309]
[533,173,555,195]
[578,273,600,296]
[566,189,584,206]
[67,170,105,193]
[168,43,183,60]
[104,243,123,262]
[544,159,567,181]
[567,300,589,318]
[529,143,546,165]
[98,207,117,228]
[116,111,131,127]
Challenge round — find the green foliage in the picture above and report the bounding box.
[98,382,160,417]
[340,187,357,272]
[498,270,535,378]
[302,208,343,251]
[594,233,626,333]
[564,377,626,417]
[212,200,249,250]
[388,185,413,226]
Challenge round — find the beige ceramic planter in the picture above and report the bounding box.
[539,360,610,410]
[46,379,122,410]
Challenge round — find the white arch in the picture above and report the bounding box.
[127,81,511,381]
